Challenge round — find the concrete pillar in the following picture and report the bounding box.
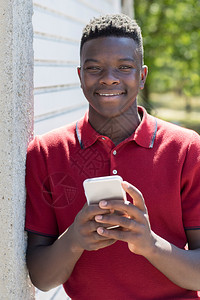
[0,0,34,299]
[121,0,134,18]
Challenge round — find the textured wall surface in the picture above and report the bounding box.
[0,0,35,299]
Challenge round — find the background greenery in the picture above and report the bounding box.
[134,0,200,133]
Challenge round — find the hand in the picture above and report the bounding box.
[95,181,156,257]
[69,203,116,252]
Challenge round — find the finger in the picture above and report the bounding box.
[78,220,111,236]
[83,231,116,251]
[89,220,113,232]
[96,226,135,244]
[98,200,144,221]
[80,204,111,222]
[86,237,116,251]
[95,214,141,231]
[92,231,116,242]
[121,181,147,212]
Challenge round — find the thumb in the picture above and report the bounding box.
[122,181,146,212]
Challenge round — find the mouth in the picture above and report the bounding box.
[96,91,125,97]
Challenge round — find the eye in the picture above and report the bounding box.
[84,66,101,73]
[118,65,133,71]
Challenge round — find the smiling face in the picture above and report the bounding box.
[78,36,147,120]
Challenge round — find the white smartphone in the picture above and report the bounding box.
[83,175,126,205]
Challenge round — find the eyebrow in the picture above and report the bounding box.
[118,58,135,62]
[83,58,135,64]
[83,59,99,64]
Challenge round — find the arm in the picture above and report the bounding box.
[26,204,115,291]
[95,181,200,291]
[145,229,200,290]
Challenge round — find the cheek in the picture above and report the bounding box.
[81,81,94,98]
[127,77,141,90]
[81,76,95,88]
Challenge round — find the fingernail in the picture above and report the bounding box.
[95,215,103,221]
[97,227,104,235]
[99,200,107,207]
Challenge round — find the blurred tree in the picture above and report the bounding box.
[134,0,200,111]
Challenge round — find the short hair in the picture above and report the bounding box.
[80,14,144,62]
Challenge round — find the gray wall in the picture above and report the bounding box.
[0,0,34,299]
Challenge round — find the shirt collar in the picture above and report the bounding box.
[76,111,99,149]
[134,106,157,148]
[76,106,157,149]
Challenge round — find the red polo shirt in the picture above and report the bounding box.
[25,106,200,299]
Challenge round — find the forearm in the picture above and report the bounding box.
[27,226,83,291]
[145,233,200,291]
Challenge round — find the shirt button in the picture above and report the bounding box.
[113,170,117,175]
[113,150,117,155]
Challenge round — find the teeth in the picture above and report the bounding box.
[99,93,122,96]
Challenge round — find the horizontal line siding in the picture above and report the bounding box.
[34,66,78,88]
[33,0,107,20]
[34,84,80,95]
[34,89,85,117]
[33,3,86,25]
[35,103,87,123]
[34,32,79,45]
[34,105,88,135]
[33,39,79,61]
[34,59,79,67]
[32,10,83,42]
[33,0,121,136]
[33,0,101,24]
[77,0,110,13]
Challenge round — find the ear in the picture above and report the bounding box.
[77,67,82,88]
[140,65,148,90]
[77,67,81,79]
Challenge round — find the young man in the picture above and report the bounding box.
[25,14,200,299]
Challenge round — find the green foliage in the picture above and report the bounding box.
[134,0,200,97]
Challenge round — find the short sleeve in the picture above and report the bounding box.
[25,136,59,237]
[181,131,200,230]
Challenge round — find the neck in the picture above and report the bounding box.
[89,103,141,145]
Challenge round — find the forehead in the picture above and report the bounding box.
[80,36,141,64]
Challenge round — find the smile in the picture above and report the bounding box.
[96,92,124,96]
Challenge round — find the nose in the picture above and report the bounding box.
[99,68,120,85]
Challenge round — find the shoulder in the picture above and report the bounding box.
[156,117,200,147]
[27,121,77,154]
[153,118,200,167]
[138,107,200,150]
